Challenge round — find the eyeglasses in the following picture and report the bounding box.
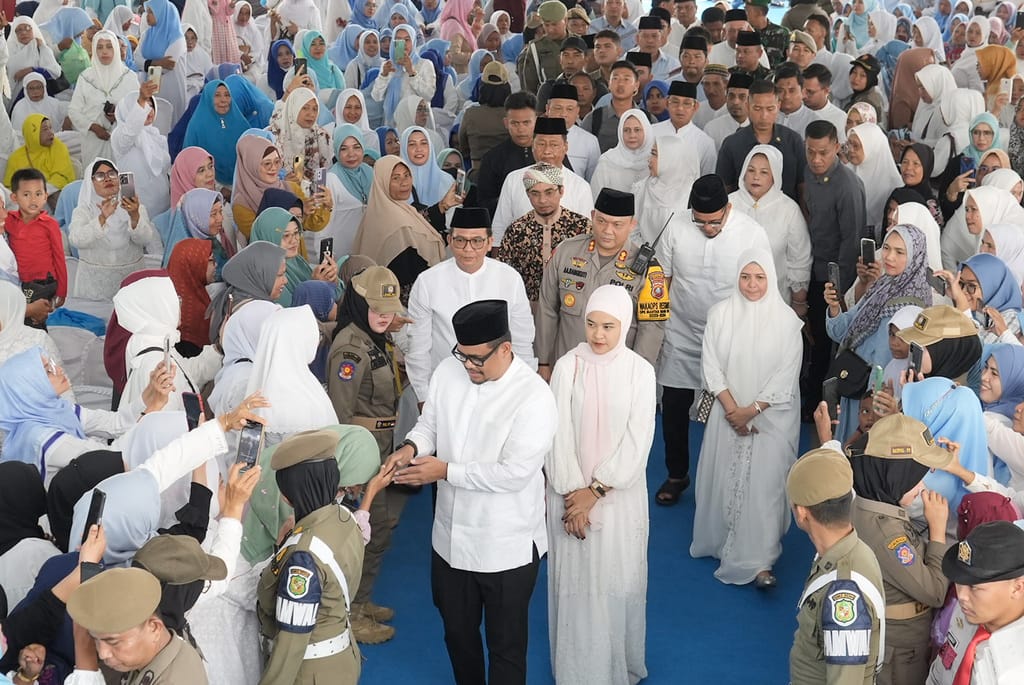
[91,171,119,182]
[451,343,500,367]
[692,212,726,228]
[958,279,979,295]
[450,236,488,249]
[972,129,995,138]
[260,157,283,170]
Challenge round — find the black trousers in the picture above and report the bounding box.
[431,546,540,685]
[662,386,695,480]
[804,280,834,412]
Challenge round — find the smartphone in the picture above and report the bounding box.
[46,356,57,376]
[182,392,203,431]
[318,237,334,265]
[118,171,136,200]
[162,335,171,372]
[860,238,876,265]
[909,341,925,375]
[871,364,885,395]
[982,310,993,330]
[103,101,115,116]
[293,155,304,176]
[311,166,327,197]
[455,168,469,197]
[960,156,976,179]
[147,64,162,90]
[827,261,841,288]
[925,266,947,297]
[81,489,106,545]
[235,420,265,471]
[393,38,406,62]
[293,58,307,75]
[1001,77,1014,96]
[80,561,103,583]
[1016,11,1024,30]
[822,377,840,427]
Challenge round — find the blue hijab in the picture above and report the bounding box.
[893,3,915,19]
[41,7,94,43]
[944,12,969,42]
[328,24,364,71]
[458,49,491,102]
[141,0,183,60]
[901,377,991,506]
[964,113,1004,164]
[386,3,416,31]
[352,0,380,28]
[118,34,137,71]
[384,25,422,123]
[83,0,128,24]
[420,0,443,25]
[225,73,274,128]
[0,346,85,478]
[376,125,397,153]
[380,28,394,58]
[982,344,1024,419]
[183,80,252,185]
[642,80,671,121]
[847,0,877,48]
[267,39,294,99]
[963,252,1023,313]
[209,63,242,81]
[420,49,448,108]
[292,280,337,321]
[400,125,454,205]
[502,33,523,62]
[331,124,374,203]
[303,30,345,89]
[420,38,450,57]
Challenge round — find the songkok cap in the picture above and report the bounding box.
[481,61,508,85]
[649,7,672,24]
[688,174,729,213]
[897,305,977,346]
[736,30,761,46]
[638,16,662,30]
[790,29,816,53]
[538,0,567,22]
[352,266,403,314]
[724,8,748,22]
[451,207,492,230]
[704,63,730,79]
[560,35,587,53]
[889,304,923,332]
[549,82,579,101]
[594,188,635,217]
[846,414,952,468]
[270,428,342,470]
[534,116,568,136]
[702,6,725,22]
[681,35,708,52]
[523,161,564,189]
[133,535,228,585]
[566,6,590,24]
[453,299,509,346]
[786,448,853,506]
[626,51,652,69]
[942,521,1024,585]
[727,71,754,89]
[68,568,161,634]
[668,80,697,98]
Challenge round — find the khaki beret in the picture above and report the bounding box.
[786,448,853,507]
[133,535,228,585]
[847,414,952,469]
[270,428,341,470]
[897,305,977,346]
[68,568,161,634]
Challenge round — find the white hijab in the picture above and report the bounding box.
[985,223,1024,284]
[850,123,904,229]
[273,87,322,166]
[209,299,281,415]
[7,17,50,80]
[33,0,65,26]
[112,276,182,363]
[10,73,64,138]
[592,109,653,195]
[103,6,136,36]
[77,157,135,249]
[113,92,171,177]
[912,64,957,143]
[83,30,134,95]
[864,11,897,54]
[331,88,377,148]
[942,185,1024,268]
[633,135,699,244]
[982,168,1024,195]
[245,305,337,433]
[895,202,944,272]
[233,1,266,57]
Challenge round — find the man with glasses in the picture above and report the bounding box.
[654,174,770,505]
[536,188,667,382]
[406,207,536,408]
[387,299,557,685]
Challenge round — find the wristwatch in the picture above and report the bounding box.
[398,439,418,459]
[589,480,608,498]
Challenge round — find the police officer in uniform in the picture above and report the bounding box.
[517,0,573,94]
[326,265,407,644]
[67,567,209,684]
[257,429,380,685]
[845,414,953,685]
[535,187,667,380]
[787,423,885,685]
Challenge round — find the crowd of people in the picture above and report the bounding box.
[2,0,1024,682]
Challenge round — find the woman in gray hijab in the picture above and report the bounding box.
[207,240,288,343]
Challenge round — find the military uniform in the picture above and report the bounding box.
[759,21,792,69]
[517,35,568,95]
[729,63,773,81]
[852,498,949,685]
[535,233,667,367]
[257,503,364,685]
[121,636,208,684]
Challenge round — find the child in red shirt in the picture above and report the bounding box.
[5,169,68,321]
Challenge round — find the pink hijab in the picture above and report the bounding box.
[440,0,475,44]
[170,147,214,208]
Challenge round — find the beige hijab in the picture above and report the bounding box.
[352,155,446,269]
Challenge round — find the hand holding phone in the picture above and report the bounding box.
[959,156,976,183]
[925,267,947,297]
[455,168,469,197]
[182,392,203,431]
[822,377,840,435]
[318,237,334,265]
[860,238,876,265]
[81,489,106,545]
[147,64,163,90]
[909,341,925,376]
[393,38,406,62]
[162,335,171,372]
[870,365,885,395]
[235,420,266,472]
[118,172,136,200]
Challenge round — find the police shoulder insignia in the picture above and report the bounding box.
[287,566,313,599]
[338,360,356,381]
[342,351,361,362]
[894,542,916,566]
[885,535,909,550]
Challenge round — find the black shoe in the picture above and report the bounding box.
[655,475,690,506]
[754,571,777,590]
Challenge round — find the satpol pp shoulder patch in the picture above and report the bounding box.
[821,579,872,665]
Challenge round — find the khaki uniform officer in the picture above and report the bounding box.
[67,567,208,684]
[257,430,366,685]
[517,1,571,94]
[326,266,407,644]
[535,187,667,378]
[847,415,953,685]
[788,447,885,685]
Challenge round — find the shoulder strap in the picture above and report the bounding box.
[128,346,198,394]
[530,42,543,84]
[590,107,603,137]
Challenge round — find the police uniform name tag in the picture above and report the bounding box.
[821,579,873,665]
[637,262,670,321]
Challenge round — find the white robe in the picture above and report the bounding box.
[492,165,594,246]
[110,99,172,218]
[650,119,717,175]
[134,38,188,127]
[68,66,139,167]
[704,114,747,151]
[567,125,600,183]
[318,173,367,258]
[68,199,160,301]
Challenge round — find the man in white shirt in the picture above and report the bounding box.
[632,15,680,80]
[775,62,816,139]
[655,174,770,504]
[388,299,558,685]
[651,80,717,174]
[493,116,594,245]
[805,13,853,102]
[668,0,700,52]
[546,82,601,182]
[406,207,536,403]
[704,71,752,150]
[708,8,749,66]
[692,63,729,128]
[928,521,1024,684]
[803,62,848,143]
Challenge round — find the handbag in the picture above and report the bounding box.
[693,390,715,424]
[827,348,872,398]
[22,274,58,304]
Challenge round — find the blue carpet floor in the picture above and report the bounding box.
[359,418,816,683]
